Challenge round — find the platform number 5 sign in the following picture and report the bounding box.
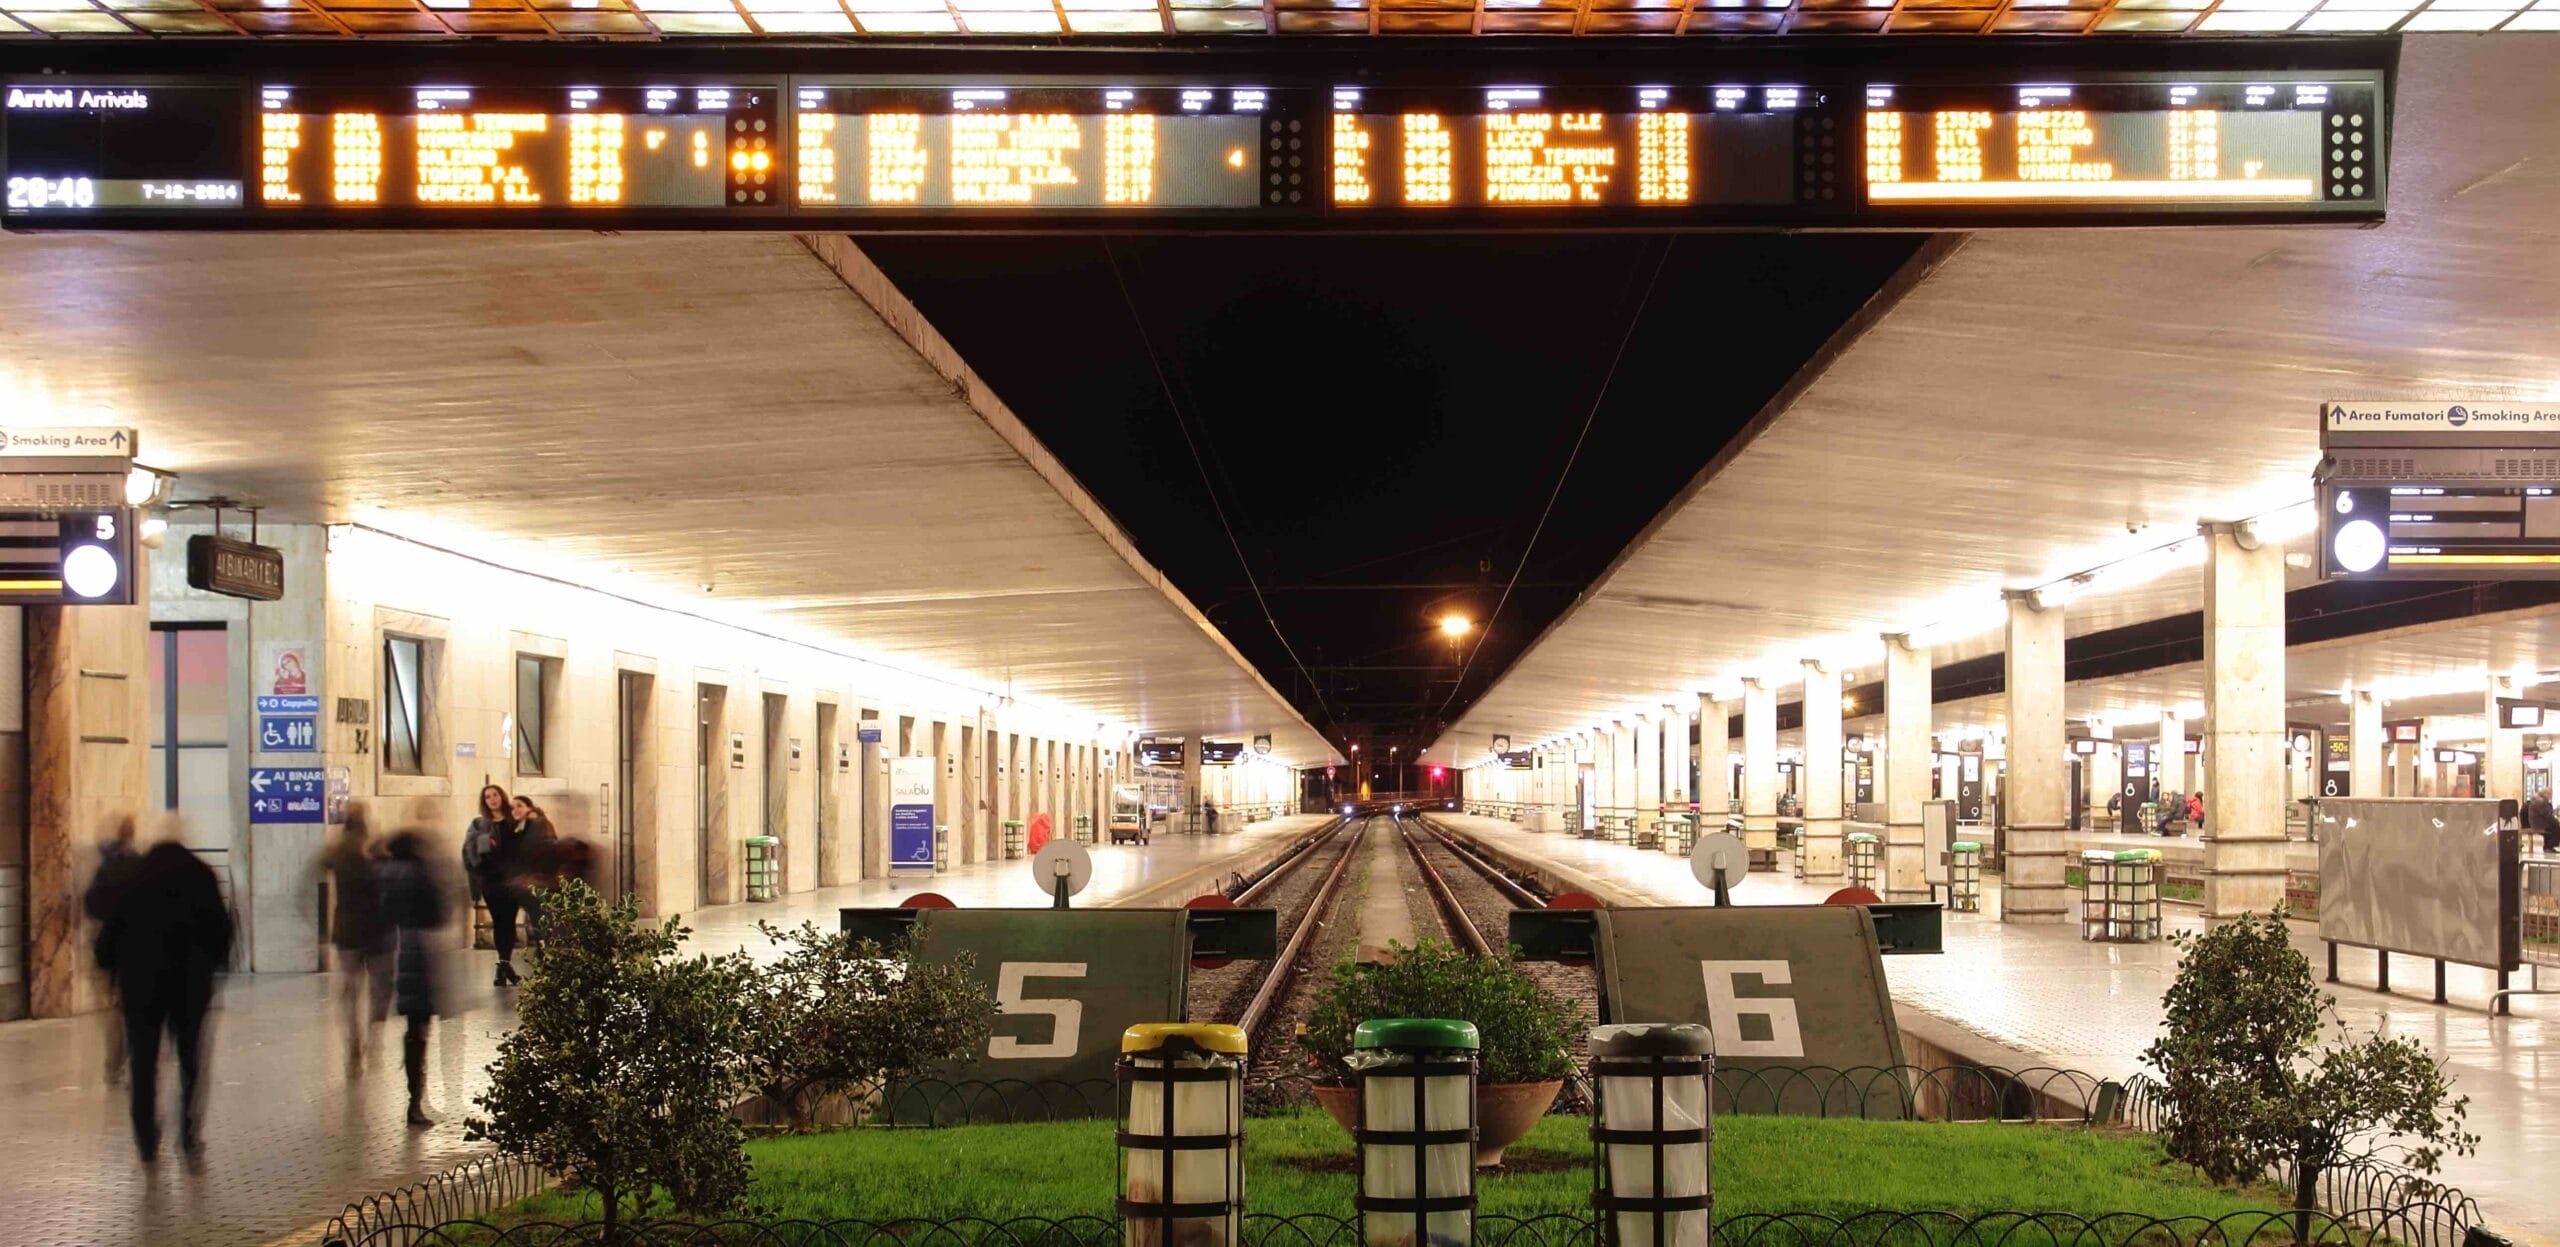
[989,962,1087,1060]
[1700,959,1805,1058]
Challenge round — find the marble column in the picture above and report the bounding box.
[1663,703,1690,815]
[2348,689,2382,798]
[1801,659,1846,879]
[1697,693,1731,831]
[2486,674,2525,802]
[1882,635,1932,901]
[2158,709,2185,803]
[1614,721,1638,831]
[1743,678,1778,868]
[1182,735,1202,830]
[1633,713,1662,834]
[25,591,152,1018]
[2003,594,2069,924]
[2201,521,2289,920]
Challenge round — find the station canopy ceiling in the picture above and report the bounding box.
[1431,34,2560,765]
[1,0,2554,38]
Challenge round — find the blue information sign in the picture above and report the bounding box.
[258,714,318,752]
[857,724,883,744]
[256,695,322,714]
[249,767,327,824]
[889,755,935,870]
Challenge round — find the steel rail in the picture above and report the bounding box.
[1415,817,1548,910]
[1398,820,1493,957]
[1236,817,1368,1040]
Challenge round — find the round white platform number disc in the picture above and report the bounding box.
[1690,832,1750,893]
[1031,839,1094,899]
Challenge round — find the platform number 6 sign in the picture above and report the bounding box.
[1700,959,1805,1059]
[989,962,1087,1060]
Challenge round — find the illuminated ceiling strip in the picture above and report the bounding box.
[0,578,63,590]
[1868,177,2320,202]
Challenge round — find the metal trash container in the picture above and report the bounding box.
[744,834,781,902]
[1590,1023,1714,1247]
[2081,848,2161,943]
[934,823,950,874]
[1351,1018,1479,1247]
[1847,832,1880,891]
[1004,819,1027,860]
[1948,841,1983,913]
[1119,1023,1247,1247]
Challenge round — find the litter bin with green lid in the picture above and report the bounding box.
[1350,1019,1479,1247]
[1004,819,1026,860]
[744,835,781,902]
[1948,841,1983,913]
[1076,814,1095,844]
[1119,1023,1247,1247]
[2081,847,2162,943]
[934,824,950,874]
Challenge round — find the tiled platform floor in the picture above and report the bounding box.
[1430,814,2559,1246]
[0,816,1331,1247]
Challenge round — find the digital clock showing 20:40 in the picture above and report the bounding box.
[0,72,2388,229]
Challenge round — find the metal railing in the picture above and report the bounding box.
[318,1069,2491,1247]
[323,1205,2477,1247]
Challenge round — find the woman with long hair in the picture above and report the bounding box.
[504,796,560,960]
[465,784,526,985]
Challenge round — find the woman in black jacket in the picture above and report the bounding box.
[378,831,447,1127]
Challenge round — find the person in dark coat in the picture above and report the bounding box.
[96,840,234,1162]
[82,815,143,1087]
[377,831,448,1128]
[503,797,560,960]
[468,785,529,985]
[318,809,391,1072]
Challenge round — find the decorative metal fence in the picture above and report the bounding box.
[324,1207,2477,1247]
[316,1070,2491,1247]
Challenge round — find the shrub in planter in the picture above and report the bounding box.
[1299,938,1579,1163]
[2142,906,2475,1245]
[468,881,756,1236]
[734,921,999,1131]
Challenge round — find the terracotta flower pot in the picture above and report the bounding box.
[1308,1079,1563,1167]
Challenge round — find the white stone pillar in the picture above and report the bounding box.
[2158,710,2184,806]
[1594,727,1616,827]
[2487,674,2525,802]
[1634,713,1662,833]
[1697,693,1731,830]
[1882,635,1932,901]
[2003,594,2069,924]
[2348,689,2382,798]
[2201,522,2289,920]
[1181,735,1202,830]
[2090,723,2122,832]
[1743,678,1778,867]
[1801,660,1845,879]
[1614,721,1638,830]
[1663,703,1690,813]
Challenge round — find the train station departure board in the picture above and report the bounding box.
[1,66,2389,231]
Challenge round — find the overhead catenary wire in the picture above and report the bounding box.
[1431,236,1679,730]
[1103,241,1333,727]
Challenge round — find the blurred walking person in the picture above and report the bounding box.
[378,831,448,1128]
[97,840,234,1163]
[82,815,143,1087]
[320,807,392,1072]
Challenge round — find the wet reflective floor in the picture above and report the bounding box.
[0,815,1330,1247]
[1432,815,2558,1246]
